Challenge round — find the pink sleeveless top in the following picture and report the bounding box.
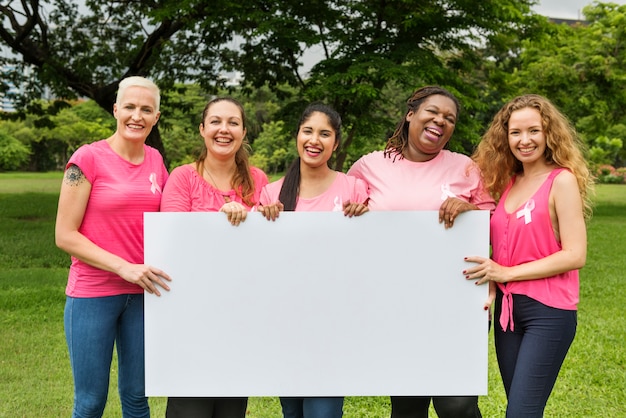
[490,168,579,331]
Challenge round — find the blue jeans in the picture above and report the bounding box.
[65,294,149,418]
[280,397,344,418]
[495,291,577,418]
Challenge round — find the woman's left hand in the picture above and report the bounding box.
[463,256,511,285]
[258,201,284,221]
[438,197,477,229]
[343,201,369,217]
[220,201,248,226]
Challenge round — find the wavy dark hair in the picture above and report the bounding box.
[384,85,460,161]
[278,103,342,211]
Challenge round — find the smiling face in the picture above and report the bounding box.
[404,94,457,162]
[113,86,160,142]
[199,100,246,161]
[296,111,338,169]
[507,107,547,166]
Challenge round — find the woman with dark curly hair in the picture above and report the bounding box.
[348,85,495,418]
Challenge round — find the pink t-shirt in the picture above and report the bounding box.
[65,140,169,297]
[259,172,368,211]
[161,164,269,212]
[491,168,579,332]
[348,150,495,211]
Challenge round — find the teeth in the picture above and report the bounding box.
[426,128,441,136]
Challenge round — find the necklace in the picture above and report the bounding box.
[203,163,233,201]
[203,164,219,189]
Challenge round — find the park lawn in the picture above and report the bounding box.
[0,173,624,417]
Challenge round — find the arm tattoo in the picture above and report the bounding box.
[64,165,86,187]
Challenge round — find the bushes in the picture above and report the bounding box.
[594,165,626,184]
[0,129,31,171]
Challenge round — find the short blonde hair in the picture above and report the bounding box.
[116,76,160,112]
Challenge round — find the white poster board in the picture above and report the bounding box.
[144,211,490,397]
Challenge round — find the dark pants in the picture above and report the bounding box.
[495,291,577,418]
[280,397,344,418]
[390,396,481,418]
[165,397,247,418]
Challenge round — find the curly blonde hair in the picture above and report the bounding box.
[472,94,594,218]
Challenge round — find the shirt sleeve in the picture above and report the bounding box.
[352,177,369,204]
[67,144,97,184]
[467,163,496,211]
[161,166,193,212]
[346,157,365,180]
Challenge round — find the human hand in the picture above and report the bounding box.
[258,201,284,221]
[343,201,369,217]
[118,263,171,296]
[220,201,248,226]
[463,256,510,285]
[438,197,477,229]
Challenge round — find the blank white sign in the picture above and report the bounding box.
[144,210,490,397]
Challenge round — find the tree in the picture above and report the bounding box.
[506,3,626,166]
[1,0,544,170]
[0,128,30,170]
[228,0,544,168]
[249,120,296,174]
[0,0,245,164]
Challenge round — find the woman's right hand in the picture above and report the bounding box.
[220,201,249,226]
[258,201,284,221]
[118,263,172,296]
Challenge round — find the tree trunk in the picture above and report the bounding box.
[146,125,169,169]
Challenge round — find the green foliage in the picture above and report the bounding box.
[593,165,626,184]
[505,3,626,165]
[0,100,115,171]
[3,1,626,172]
[588,136,624,167]
[249,120,297,174]
[1,0,547,171]
[0,129,30,171]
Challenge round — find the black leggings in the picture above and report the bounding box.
[165,397,248,418]
[390,396,481,418]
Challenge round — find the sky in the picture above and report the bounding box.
[535,0,626,19]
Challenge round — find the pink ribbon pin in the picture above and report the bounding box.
[516,199,535,224]
[149,173,162,194]
[440,183,457,200]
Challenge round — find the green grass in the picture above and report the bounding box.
[1,173,624,417]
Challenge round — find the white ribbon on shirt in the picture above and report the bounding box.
[516,199,535,224]
[149,173,162,195]
[333,196,343,212]
[440,183,457,200]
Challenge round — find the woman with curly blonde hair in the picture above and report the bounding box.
[466,94,593,417]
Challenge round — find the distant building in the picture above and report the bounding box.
[0,64,24,112]
[1,65,18,112]
[0,64,53,112]
[548,17,588,26]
